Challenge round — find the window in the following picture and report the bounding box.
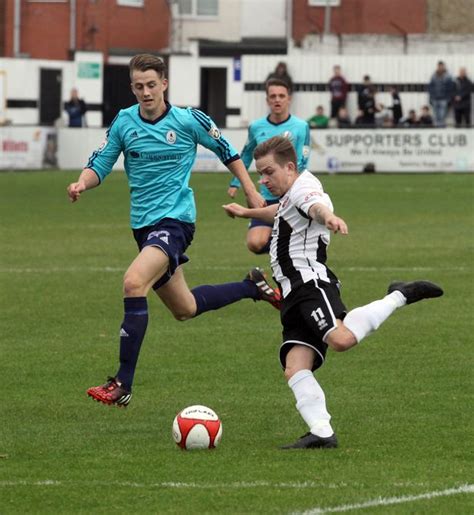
[308,0,341,6]
[117,0,144,6]
[176,0,218,17]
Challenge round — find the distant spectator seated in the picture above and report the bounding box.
[64,88,87,127]
[375,104,392,127]
[401,109,419,127]
[418,106,434,127]
[265,62,293,93]
[307,105,329,128]
[337,107,352,128]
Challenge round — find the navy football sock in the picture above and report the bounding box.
[116,297,148,391]
[192,280,258,316]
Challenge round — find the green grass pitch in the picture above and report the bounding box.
[0,171,473,513]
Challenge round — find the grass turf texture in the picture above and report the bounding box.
[0,171,472,514]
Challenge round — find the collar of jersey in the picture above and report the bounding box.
[266,114,291,126]
[138,101,171,125]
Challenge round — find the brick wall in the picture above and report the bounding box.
[3,0,170,60]
[293,0,427,45]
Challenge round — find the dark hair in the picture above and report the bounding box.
[265,78,291,94]
[253,136,297,168]
[129,54,167,80]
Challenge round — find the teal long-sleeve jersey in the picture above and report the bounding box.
[86,103,239,229]
[229,114,311,201]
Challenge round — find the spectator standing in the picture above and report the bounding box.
[328,65,349,118]
[361,90,378,127]
[336,107,352,128]
[64,88,87,127]
[428,61,455,127]
[388,86,403,125]
[453,67,472,127]
[265,62,293,93]
[419,106,434,127]
[307,105,329,128]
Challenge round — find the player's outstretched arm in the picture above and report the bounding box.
[226,159,265,208]
[67,168,100,202]
[309,203,348,234]
[223,202,278,223]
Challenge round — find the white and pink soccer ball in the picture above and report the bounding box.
[172,405,222,450]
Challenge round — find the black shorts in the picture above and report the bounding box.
[280,280,347,371]
[133,218,195,290]
[248,199,279,229]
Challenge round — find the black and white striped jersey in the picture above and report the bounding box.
[270,170,334,298]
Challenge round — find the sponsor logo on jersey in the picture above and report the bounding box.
[166,130,177,144]
[208,126,221,140]
[130,130,139,139]
[304,191,322,202]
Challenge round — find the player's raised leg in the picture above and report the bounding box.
[326,280,444,352]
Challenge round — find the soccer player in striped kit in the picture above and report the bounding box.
[67,54,280,407]
[223,136,443,449]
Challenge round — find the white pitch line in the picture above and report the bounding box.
[0,265,468,274]
[294,484,474,514]
[0,480,346,490]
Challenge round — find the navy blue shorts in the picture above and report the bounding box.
[248,199,279,229]
[132,218,195,290]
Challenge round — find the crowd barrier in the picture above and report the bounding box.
[1,126,473,173]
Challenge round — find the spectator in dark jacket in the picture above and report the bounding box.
[265,62,293,93]
[428,61,455,127]
[64,88,87,127]
[328,65,349,118]
[401,109,419,127]
[388,86,403,125]
[453,67,472,127]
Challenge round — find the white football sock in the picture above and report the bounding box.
[288,369,334,438]
[343,291,406,343]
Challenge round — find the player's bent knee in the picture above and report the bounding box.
[123,272,146,297]
[247,240,266,254]
[325,330,357,352]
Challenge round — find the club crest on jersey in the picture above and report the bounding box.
[281,130,294,142]
[98,138,108,151]
[208,126,221,140]
[166,130,177,144]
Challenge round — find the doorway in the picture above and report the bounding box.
[200,67,227,127]
[39,69,62,126]
[103,65,136,127]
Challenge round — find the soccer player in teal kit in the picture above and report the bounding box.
[227,78,310,254]
[67,54,280,406]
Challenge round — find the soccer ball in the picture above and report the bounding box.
[172,405,222,450]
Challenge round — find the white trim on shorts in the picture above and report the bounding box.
[280,339,325,367]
